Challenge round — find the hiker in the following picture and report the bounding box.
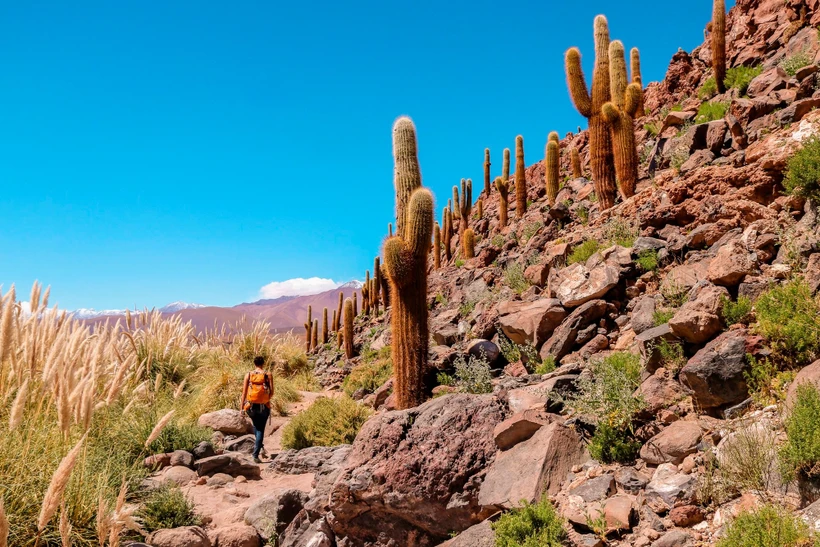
[240,355,274,463]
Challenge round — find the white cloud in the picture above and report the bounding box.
[259,277,342,299]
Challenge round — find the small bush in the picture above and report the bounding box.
[744,355,794,408]
[669,140,691,171]
[652,309,675,327]
[724,65,763,95]
[755,279,820,365]
[721,295,753,326]
[696,100,730,123]
[139,485,202,533]
[435,292,448,306]
[661,278,689,308]
[280,396,372,450]
[503,262,531,295]
[717,423,779,498]
[656,339,687,373]
[436,372,455,386]
[717,504,817,547]
[568,240,600,265]
[342,358,392,396]
[577,206,590,225]
[588,422,641,464]
[454,258,465,268]
[454,352,493,394]
[784,135,820,203]
[644,122,661,137]
[635,249,659,272]
[698,77,718,100]
[603,217,639,248]
[491,234,505,247]
[780,51,813,77]
[535,355,556,375]
[521,221,543,243]
[780,384,820,481]
[492,497,566,547]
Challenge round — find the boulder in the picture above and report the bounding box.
[279,514,334,547]
[208,524,261,547]
[271,445,351,476]
[245,490,309,540]
[668,282,728,344]
[163,465,198,486]
[524,263,550,287]
[496,299,566,346]
[680,329,749,410]
[680,150,715,173]
[615,467,650,494]
[170,450,194,468]
[569,474,616,503]
[633,237,667,253]
[707,239,759,286]
[778,97,820,125]
[540,300,608,362]
[224,435,256,455]
[478,422,585,509]
[198,409,253,435]
[328,394,505,545]
[195,453,261,479]
[143,453,172,470]
[635,324,680,373]
[645,463,696,512]
[466,339,501,364]
[637,368,685,414]
[640,421,703,465]
[746,66,788,97]
[492,408,553,450]
[631,295,657,335]
[652,530,693,547]
[549,258,620,308]
[786,359,820,409]
[604,494,637,533]
[193,441,216,460]
[148,527,211,547]
[705,120,728,154]
[669,505,705,527]
[437,520,495,547]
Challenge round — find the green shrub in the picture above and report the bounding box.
[342,358,392,396]
[139,485,202,533]
[492,234,505,247]
[521,221,543,244]
[724,66,763,95]
[744,355,795,408]
[492,497,566,547]
[455,258,465,268]
[755,279,820,365]
[454,352,493,394]
[696,100,730,123]
[781,384,820,481]
[717,423,780,498]
[603,217,639,248]
[503,262,531,294]
[280,396,372,450]
[588,422,641,463]
[784,135,820,203]
[780,51,813,77]
[652,309,675,327]
[568,240,600,265]
[635,249,659,272]
[535,356,556,375]
[644,122,661,137]
[435,292,448,306]
[436,372,455,386]
[656,338,687,373]
[717,504,817,547]
[721,295,753,326]
[698,77,718,100]
[577,206,590,225]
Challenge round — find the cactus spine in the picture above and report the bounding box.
[343,298,354,358]
[433,222,441,269]
[383,116,433,409]
[483,148,491,195]
[373,257,381,315]
[458,178,472,233]
[571,146,582,179]
[336,292,343,332]
[463,228,475,259]
[630,47,645,115]
[322,308,328,344]
[502,148,510,182]
[712,0,726,93]
[514,135,527,218]
[304,306,312,351]
[565,15,617,210]
[602,40,640,200]
[495,176,509,229]
[546,132,560,206]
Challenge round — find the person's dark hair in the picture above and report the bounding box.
[253,356,265,367]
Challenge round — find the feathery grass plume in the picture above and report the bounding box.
[546,134,560,206]
[514,135,527,217]
[336,291,343,332]
[483,148,491,194]
[145,409,176,448]
[154,372,163,394]
[107,475,130,547]
[463,228,476,259]
[713,0,726,93]
[502,148,510,182]
[433,222,441,270]
[602,40,640,199]
[59,501,72,547]
[630,47,645,115]
[495,176,510,229]
[0,497,8,547]
[458,178,472,233]
[9,378,29,431]
[321,308,328,344]
[304,306,312,352]
[477,197,483,220]
[571,146,582,178]
[0,285,16,366]
[173,379,186,399]
[343,298,355,359]
[96,495,111,547]
[38,433,88,533]
[565,15,617,209]
[353,292,358,317]
[311,319,318,350]
[373,257,382,315]
[384,116,433,409]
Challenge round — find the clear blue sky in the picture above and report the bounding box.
[0,0,727,310]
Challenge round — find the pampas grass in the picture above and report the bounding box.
[145,410,175,448]
[37,433,87,532]
[8,378,28,431]
[0,497,9,547]
[59,502,72,547]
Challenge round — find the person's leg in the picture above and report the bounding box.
[250,407,266,459]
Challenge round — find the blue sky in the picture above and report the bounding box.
[0,0,727,310]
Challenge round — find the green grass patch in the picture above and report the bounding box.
[784,135,820,203]
[492,497,566,547]
[698,76,718,100]
[280,396,372,450]
[755,279,820,366]
[781,384,820,482]
[721,295,753,326]
[696,100,730,123]
[568,240,601,265]
[724,66,762,95]
[342,358,392,396]
[635,249,659,272]
[139,484,202,533]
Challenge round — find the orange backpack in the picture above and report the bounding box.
[246,372,272,406]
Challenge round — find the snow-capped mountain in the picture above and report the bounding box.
[159,301,207,313]
[71,308,128,320]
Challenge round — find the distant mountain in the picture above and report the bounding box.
[72,308,128,320]
[159,301,207,313]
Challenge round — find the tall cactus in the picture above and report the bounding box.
[565,15,617,210]
[336,292,343,333]
[483,148,491,195]
[443,206,452,261]
[322,307,328,344]
[602,40,640,200]
[388,223,393,238]
[380,267,390,309]
[495,176,509,229]
[458,178,472,233]
[353,291,358,317]
[311,319,318,351]
[571,146,582,179]
[514,135,527,218]
[343,298,354,358]
[502,148,510,182]
[713,0,726,93]
[304,306,312,351]
[433,222,441,269]
[463,228,476,259]
[546,132,560,206]
[630,47,645,116]
[363,271,371,315]
[373,257,381,315]
[452,186,461,221]
[477,197,483,220]
[383,116,434,410]
[332,309,338,334]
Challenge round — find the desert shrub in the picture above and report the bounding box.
[780,51,813,77]
[436,372,455,386]
[588,422,642,464]
[784,135,820,203]
[755,279,820,365]
[342,358,392,396]
[455,258,465,267]
[454,352,493,394]
[717,423,780,498]
[521,221,543,243]
[724,65,763,95]
[491,234,505,247]
[661,278,689,308]
[577,206,590,225]
[535,356,556,376]
[696,100,730,123]
[492,497,566,547]
[780,384,820,481]
[635,249,659,272]
[435,292,448,306]
[568,240,600,265]
[644,122,661,137]
[669,140,691,171]
[656,339,687,373]
[139,484,202,533]
[652,309,675,327]
[503,262,530,294]
[698,76,718,100]
[603,217,639,248]
[717,504,816,547]
[721,295,753,326]
[280,396,372,450]
[744,355,795,408]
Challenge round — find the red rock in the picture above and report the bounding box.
[496,299,566,346]
[540,300,608,362]
[492,408,553,450]
[668,283,728,344]
[680,329,750,410]
[503,360,529,378]
[746,66,789,98]
[604,494,637,532]
[669,505,706,527]
[640,420,703,465]
[524,263,550,287]
[707,238,759,286]
[786,359,820,409]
